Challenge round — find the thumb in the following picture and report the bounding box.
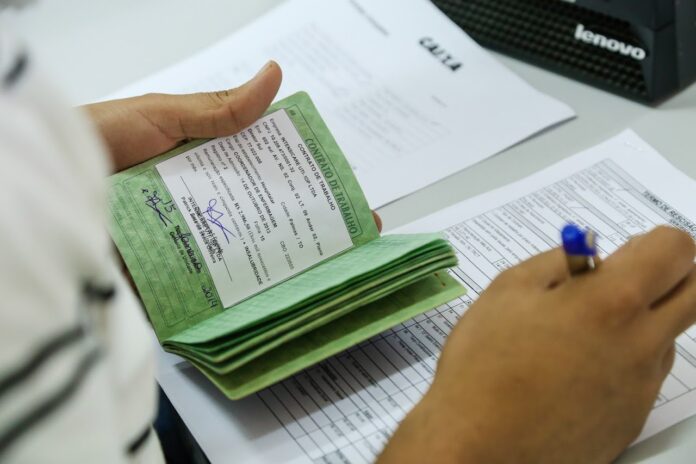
[152,60,283,140]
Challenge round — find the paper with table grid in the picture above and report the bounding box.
[156,130,696,463]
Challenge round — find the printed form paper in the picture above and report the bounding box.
[106,0,574,207]
[155,130,696,463]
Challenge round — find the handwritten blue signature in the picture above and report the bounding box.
[205,199,235,243]
[143,190,174,227]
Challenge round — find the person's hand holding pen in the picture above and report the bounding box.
[379,226,696,464]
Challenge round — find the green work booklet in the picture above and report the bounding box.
[108,92,465,399]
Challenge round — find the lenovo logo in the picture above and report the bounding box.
[574,24,647,61]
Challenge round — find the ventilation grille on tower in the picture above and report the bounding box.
[432,0,649,99]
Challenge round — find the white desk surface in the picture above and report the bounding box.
[12,0,696,462]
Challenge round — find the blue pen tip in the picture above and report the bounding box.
[562,224,581,242]
[562,224,596,256]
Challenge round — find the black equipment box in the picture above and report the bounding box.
[432,0,696,104]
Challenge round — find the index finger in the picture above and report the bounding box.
[503,247,570,289]
[648,265,696,342]
[598,226,695,310]
[372,211,383,233]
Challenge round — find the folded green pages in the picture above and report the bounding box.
[108,92,465,399]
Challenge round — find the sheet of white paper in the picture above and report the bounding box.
[106,0,574,207]
[156,130,696,463]
[398,129,696,445]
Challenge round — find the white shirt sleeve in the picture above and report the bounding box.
[0,25,163,464]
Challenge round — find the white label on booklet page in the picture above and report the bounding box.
[156,109,352,308]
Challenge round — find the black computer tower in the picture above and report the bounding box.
[433,0,696,104]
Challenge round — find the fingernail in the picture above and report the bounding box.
[255,61,274,78]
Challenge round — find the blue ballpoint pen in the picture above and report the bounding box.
[561,224,599,275]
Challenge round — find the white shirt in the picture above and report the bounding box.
[0,26,164,463]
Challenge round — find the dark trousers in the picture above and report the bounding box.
[154,387,210,464]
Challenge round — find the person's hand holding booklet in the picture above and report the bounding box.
[108,92,464,398]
